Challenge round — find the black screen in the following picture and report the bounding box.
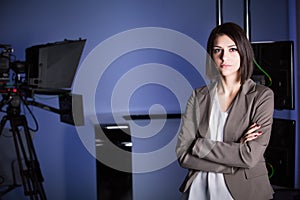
[26,39,86,90]
[251,41,294,110]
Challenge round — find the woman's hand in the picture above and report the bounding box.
[240,123,263,144]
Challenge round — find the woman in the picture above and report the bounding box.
[176,22,274,200]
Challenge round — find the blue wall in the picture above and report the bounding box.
[0,0,298,199]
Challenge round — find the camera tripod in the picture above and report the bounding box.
[0,94,47,200]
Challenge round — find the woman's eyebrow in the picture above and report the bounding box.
[213,44,237,48]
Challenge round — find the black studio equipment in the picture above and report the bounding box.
[25,39,86,126]
[94,121,133,200]
[0,39,85,200]
[251,41,297,189]
[25,39,85,90]
[251,41,295,110]
[265,118,296,188]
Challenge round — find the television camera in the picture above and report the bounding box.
[0,39,86,200]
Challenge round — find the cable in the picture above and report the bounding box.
[20,96,39,132]
[267,162,275,179]
[253,58,273,87]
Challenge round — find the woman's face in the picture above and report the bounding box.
[212,34,241,80]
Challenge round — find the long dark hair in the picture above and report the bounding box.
[206,22,254,84]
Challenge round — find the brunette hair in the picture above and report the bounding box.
[206,22,254,84]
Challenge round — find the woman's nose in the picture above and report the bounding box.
[220,50,229,61]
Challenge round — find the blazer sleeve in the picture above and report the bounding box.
[176,90,235,174]
[191,87,274,169]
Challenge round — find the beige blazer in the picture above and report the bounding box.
[176,79,274,200]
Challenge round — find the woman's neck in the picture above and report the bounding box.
[217,77,241,96]
[217,78,241,112]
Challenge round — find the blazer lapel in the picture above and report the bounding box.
[197,82,217,138]
[223,79,258,142]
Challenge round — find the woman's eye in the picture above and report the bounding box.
[230,48,238,52]
[213,49,221,54]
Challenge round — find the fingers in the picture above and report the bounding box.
[247,123,261,134]
[241,131,263,144]
[249,122,258,129]
[240,123,263,144]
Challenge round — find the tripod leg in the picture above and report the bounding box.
[10,115,47,200]
[0,116,9,136]
[0,116,20,198]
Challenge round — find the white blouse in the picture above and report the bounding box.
[188,92,234,200]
